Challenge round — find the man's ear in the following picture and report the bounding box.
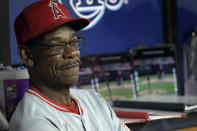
[17,45,34,67]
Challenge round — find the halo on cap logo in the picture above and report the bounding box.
[49,1,66,20]
[69,0,125,30]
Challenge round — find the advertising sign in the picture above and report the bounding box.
[10,0,162,64]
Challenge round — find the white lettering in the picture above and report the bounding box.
[124,0,128,4]
[69,0,125,30]
[86,0,93,5]
[105,0,124,11]
[58,0,62,4]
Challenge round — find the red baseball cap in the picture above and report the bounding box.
[14,0,90,45]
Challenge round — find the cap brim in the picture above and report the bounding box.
[64,18,90,31]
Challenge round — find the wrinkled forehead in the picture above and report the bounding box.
[42,26,77,42]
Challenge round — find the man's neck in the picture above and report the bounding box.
[30,82,72,105]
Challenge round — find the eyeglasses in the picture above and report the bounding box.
[28,36,85,56]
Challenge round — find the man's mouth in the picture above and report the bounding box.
[61,63,79,69]
[57,60,80,70]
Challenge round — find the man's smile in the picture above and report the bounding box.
[57,59,80,70]
[61,63,79,70]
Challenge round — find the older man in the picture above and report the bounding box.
[9,0,130,131]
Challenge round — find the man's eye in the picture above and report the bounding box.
[71,40,78,47]
[49,45,64,50]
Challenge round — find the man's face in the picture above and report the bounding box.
[31,26,80,88]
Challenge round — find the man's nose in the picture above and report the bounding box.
[62,45,80,60]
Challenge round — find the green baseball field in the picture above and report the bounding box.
[81,74,176,100]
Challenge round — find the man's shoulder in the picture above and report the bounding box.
[10,92,46,124]
[9,116,58,131]
[70,88,106,104]
[70,88,92,94]
[70,88,99,98]
[15,92,44,111]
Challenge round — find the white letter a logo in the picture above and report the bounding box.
[49,1,66,19]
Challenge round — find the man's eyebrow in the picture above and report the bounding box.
[47,37,63,43]
[46,33,77,42]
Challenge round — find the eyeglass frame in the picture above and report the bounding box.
[25,36,85,56]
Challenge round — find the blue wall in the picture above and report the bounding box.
[10,0,197,64]
[177,0,197,45]
[10,0,162,64]
[9,0,39,64]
